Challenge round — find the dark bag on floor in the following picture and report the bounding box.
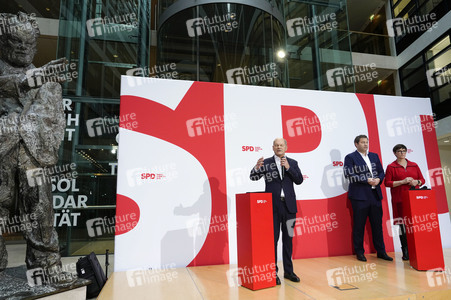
[76,252,107,298]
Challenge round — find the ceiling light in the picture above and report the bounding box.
[277,50,286,59]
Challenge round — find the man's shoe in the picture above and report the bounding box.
[377,252,393,261]
[284,272,300,282]
[276,276,281,285]
[356,254,367,262]
[401,247,409,261]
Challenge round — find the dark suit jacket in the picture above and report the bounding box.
[343,150,385,205]
[250,156,303,213]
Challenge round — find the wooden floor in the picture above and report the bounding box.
[98,249,451,299]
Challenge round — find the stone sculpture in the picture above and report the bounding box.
[0,12,73,285]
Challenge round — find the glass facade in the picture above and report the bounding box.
[157,0,355,91]
[391,0,451,121]
[399,31,451,120]
[390,0,451,53]
[58,0,147,98]
[51,0,153,255]
[158,2,287,86]
[284,0,352,91]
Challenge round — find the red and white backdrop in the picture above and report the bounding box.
[114,77,451,271]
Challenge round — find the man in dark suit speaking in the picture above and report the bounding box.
[250,138,303,285]
[344,135,393,262]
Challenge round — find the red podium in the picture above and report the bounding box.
[402,189,444,271]
[235,193,275,290]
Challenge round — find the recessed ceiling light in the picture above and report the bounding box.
[277,50,286,59]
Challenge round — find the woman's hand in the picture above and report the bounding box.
[402,177,413,184]
[409,179,421,187]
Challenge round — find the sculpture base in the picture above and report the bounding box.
[0,265,90,300]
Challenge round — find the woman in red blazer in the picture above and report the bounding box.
[384,144,425,260]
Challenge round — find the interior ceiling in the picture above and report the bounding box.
[347,0,386,31]
[438,135,451,146]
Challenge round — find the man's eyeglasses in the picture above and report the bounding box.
[396,150,407,153]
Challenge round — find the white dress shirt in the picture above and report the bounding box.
[274,155,285,197]
[359,151,376,189]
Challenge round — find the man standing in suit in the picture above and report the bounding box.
[344,135,393,262]
[250,138,303,284]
